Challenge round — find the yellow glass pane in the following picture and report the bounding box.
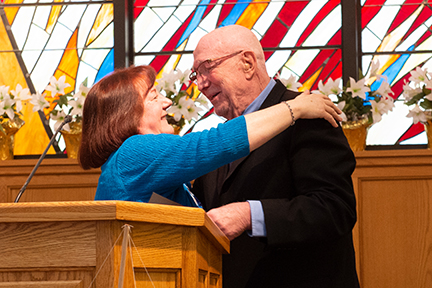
[46,0,63,34]
[14,102,55,155]
[236,0,269,29]
[86,4,113,46]
[4,0,23,25]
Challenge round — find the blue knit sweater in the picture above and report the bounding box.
[95,116,249,207]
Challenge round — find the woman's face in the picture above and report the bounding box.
[138,86,174,135]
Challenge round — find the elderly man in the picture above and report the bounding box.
[191,25,360,288]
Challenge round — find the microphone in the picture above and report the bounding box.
[14,115,73,203]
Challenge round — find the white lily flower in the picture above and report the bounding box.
[51,110,70,131]
[68,95,86,116]
[184,101,203,121]
[375,81,393,98]
[379,95,395,113]
[0,94,16,119]
[177,69,191,86]
[317,78,342,96]
[402,80,421,102]
[368,60,387,81]
[157,70,178,94]
[45,75,71,96]
[30,92,50,112]
[337,101,347,122]
[0,85,10,101]
[76,83,90,97]
[195,94,210,109]
[406,104,427,124]
[279,74,302,91]
[346,77,370,99]
[409,66,429,85]
[10,84,31,113]
[167,96,202,122]
[370,100,387,123]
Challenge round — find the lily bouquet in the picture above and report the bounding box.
[156,69,208,131]
[315,61,395,125]
[0,84,31,133]
[30,75,89,131]
[402,66,432,124]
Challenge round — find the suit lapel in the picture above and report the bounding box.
[223,80,291,182]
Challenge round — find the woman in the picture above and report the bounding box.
[79,65,341,207]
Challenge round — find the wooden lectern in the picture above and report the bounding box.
[0,201,229,287]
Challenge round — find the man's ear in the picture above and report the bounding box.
[242,51,256,79]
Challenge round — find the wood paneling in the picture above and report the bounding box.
[0,159,100,203]
[353,149,432,288]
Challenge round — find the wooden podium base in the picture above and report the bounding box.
[0,201,229,288]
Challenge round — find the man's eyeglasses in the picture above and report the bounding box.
[189,50,243,82]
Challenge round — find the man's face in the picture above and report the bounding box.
[192,47,249,120]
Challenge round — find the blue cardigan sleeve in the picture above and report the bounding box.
[114,116,249,201]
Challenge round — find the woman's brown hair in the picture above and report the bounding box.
[78,65,156,169]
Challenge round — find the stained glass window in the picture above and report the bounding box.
[133,0,343,133]
[361,0,432,146]
[1,0,430,156]
[0,0,114,155]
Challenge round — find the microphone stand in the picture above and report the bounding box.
[14,115,73,203]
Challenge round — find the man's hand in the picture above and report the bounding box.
[207,202,252,241]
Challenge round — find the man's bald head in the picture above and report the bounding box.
[192,25,270,119]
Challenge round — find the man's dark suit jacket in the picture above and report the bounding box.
[193,80,360,288]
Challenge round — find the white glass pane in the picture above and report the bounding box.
[33,6,50,29]
[81,48,110,72]
[176,53,194,71]
[21,50,42,72]
[400,131,427,145]
[142,17,181,52]
[78,5,101,50]
[58,5,86,31]
[173,0,197,22]
[266,50,292,77]
[152,7,176,22]
[362,28,382,53]
[134,7,163,52]
[134,55,155,66]
[77,60,99,88]
[45,24,72,50]
[303,6,341,46]
[31,50,64,92]
[24,23,49,51]
[285,49,320,76]
[11,6,35,50]
[367,100,413,145]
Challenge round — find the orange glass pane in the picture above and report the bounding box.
[3,0,23,25]
[236,0,270,29]
[86,4,113,46]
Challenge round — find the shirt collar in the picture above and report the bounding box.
[242,79,276,115]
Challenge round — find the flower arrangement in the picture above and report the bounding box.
[0,84,31,128]
[314,61,395,125]
[156,69,208,131]
[30,75,89,131]
[402,66,432,124]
